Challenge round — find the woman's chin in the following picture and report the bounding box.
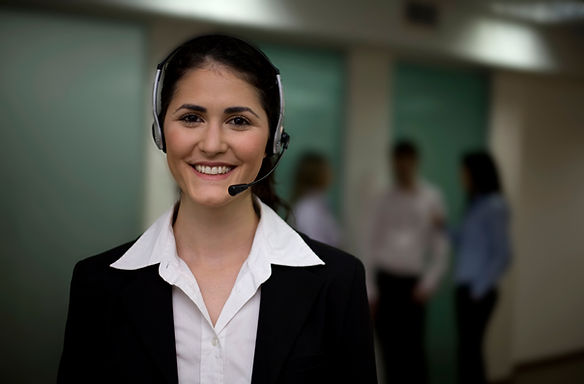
[183,185,235,208]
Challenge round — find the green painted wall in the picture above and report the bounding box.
[0,9,146,383]
[392,62,489,384]
[260,45,345,215]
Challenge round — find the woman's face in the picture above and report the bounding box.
[163,64,270,208]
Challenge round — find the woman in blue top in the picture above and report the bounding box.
[454,151,511,384]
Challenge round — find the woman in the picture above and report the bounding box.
[454,151,511,384]
[57,34,376,384]
[291,152,341,247]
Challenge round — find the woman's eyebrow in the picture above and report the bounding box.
[225,106,260,118]
[174,104,206,113]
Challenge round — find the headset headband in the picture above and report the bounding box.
[151,34,286,156]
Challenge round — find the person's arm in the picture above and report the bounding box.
[365,196,384,304]
[337,260,378,383]
[416,191,450,300]
[471,198,511,299]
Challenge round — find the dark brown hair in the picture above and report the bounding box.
[462,151,502,199]
[391,139,419,159]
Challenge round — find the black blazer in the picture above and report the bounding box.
[57,235,377,384]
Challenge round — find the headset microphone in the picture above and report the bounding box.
[228,132,290,196]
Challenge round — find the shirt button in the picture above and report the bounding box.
[211,337,218,346]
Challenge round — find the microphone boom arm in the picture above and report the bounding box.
[228,132,289,197]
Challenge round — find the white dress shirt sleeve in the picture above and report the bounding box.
[365,195,385,302]
[418,189,450,294]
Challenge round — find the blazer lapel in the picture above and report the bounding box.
[120,265,178,384]
[251,265,324,384]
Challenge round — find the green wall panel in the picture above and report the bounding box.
[392,62,489,384]
[260,45,345,215]
[0,9,146,383]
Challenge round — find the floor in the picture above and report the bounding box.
[509,353,584,384]
[375,340,584,384]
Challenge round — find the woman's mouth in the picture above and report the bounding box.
[189,162,236,180]
[193,164,233,175]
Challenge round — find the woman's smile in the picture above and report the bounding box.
[190,161,236,180]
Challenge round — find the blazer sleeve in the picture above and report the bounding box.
[57,260,107,384]
[337,260,378,383]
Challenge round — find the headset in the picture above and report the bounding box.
[150,35,290,196]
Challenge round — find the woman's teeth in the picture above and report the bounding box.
[194,165,232,175]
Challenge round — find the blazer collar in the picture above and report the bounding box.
[119,264,178,384]
[251,264,325,384]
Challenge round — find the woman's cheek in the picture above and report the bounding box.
[165,125,190,154]
[237,131,268,166]
[163,126,189,181]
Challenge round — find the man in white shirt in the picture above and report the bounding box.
[368,140,449,384]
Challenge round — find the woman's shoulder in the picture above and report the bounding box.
[299,234,365,282]
[481,193,509,214]
[72,240,138,284]
[471,194,509,224]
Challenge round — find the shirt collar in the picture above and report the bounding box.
[109,197,324,271]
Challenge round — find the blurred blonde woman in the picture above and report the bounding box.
[291,152,341,247]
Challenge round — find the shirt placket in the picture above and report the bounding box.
[167,259,225,384]
[200,321,224,384]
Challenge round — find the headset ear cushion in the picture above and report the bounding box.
[152,122,166,152]
[272,125,284,155]
[281,131,290,147]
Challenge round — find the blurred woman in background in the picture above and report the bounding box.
[291,152,341,247]
[454,151,511,384]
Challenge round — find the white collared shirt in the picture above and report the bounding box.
[110,198,324,384]
[368,181,450,298]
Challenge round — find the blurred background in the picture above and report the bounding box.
[0,0,583,383]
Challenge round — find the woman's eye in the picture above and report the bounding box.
[180,114,203,124]
[228,116,250,127]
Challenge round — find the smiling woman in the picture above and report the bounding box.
[164,66,270,208]
[57,34,377,384]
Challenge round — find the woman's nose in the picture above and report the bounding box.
[199,122,227,155]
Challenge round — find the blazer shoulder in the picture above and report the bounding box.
[300,234,365,281]
[73,240,137,283]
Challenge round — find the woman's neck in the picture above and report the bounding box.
[172,193,259,267]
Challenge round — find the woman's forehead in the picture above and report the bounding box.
[172,66,263,108]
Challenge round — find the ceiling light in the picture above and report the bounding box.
[490,1,584,24]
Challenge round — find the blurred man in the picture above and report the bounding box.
[368,140,449,384]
